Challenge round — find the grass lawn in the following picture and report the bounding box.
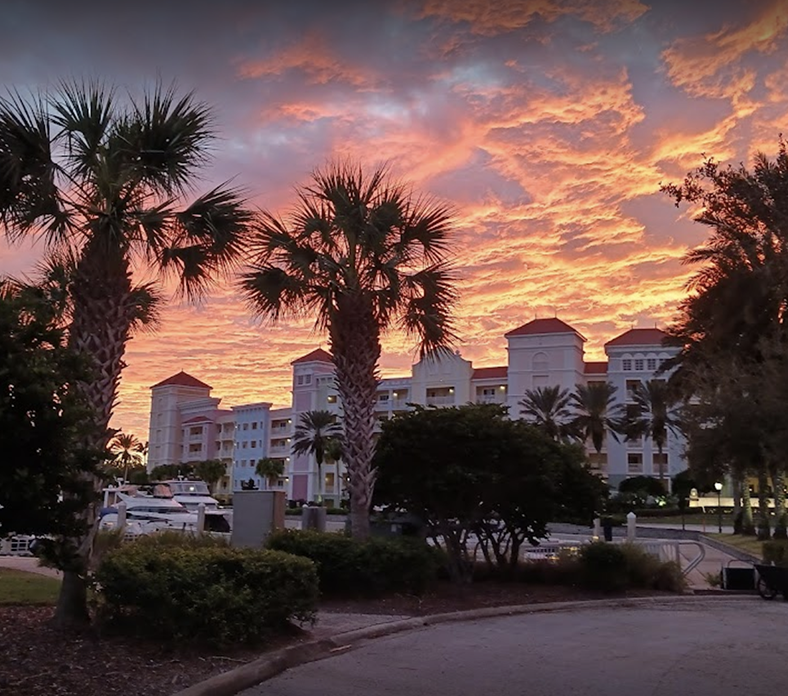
[706,534,765,560]
[0,569,60,605]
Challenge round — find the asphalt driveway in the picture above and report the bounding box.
[242,599,788,696]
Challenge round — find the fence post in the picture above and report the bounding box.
[593,517,601,540]
[197,503,206,535]
[627,511,637,541]
[116,501,127,532]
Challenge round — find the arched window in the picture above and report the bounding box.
[532,352,549,372]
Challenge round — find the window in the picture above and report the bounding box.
[622,359,632,371]
[653,452,668,469]
[325,472,335,490]
[243,423,248,430]
[588,452,607,469]
[296,375,304,386]
[627,453,643,473]
[243,441,248,448]
[482,388,496,396]
[189,426,203,436]
[532,352,549,372]
[646,358,657,371]
[626,379,640,400]
[634,359,644,371]
[378,393,390,402]
[627,436,643,449]
[251,440,257,448]
[327,394,337,404]
[252,422,258,430]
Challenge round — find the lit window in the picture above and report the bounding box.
[634,359,644,371]
[622,359,632,371]
[327,395,337,404]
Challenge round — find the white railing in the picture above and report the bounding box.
[426,395,455,406]
[0,535,36,556]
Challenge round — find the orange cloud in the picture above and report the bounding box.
[417,0,649,35]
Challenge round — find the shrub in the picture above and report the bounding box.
[266,529,440,596]
[763,540,788,566]
[579,542,629,592]
[96,536,318,644]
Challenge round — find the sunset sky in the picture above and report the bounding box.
[1,0,786,438]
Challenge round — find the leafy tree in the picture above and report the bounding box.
[664,142,788,538]
[255,457,285,486]
[373,404,603,582]
[291,410,342,503]
[618,475,666,500]
[0,282,99,571]
[519,385,574,441]
[570,382,621,454]
[0,81,253,624]
[240,162,457,539]
[193,459,227,494]
[623,380,683,489]
[108,432,145,482]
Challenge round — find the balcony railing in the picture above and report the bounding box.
[426,395,454,406]
[476,395,504,404]
[269,444,290,455]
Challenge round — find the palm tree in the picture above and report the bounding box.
[0,81,253,625]
[625,380,683,488]
[255,457,285,487]
[194,459,227,495]
[240,162,457,537]
[291,410,343,504]
[570,383,621,455]
[519,386,573,441]
[108,432,145,482]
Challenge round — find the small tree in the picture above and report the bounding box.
[194,459,227,495]
[150,463,194,481]
[255,457,285,487]
[108,432,146,482]
[373,404,603,582]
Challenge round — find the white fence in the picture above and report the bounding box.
[0,535,36,556]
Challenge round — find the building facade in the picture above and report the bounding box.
[146,318,684,501]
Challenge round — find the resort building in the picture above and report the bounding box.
[146,317,684,502]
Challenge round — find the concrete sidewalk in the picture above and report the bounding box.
[0,555,62,578]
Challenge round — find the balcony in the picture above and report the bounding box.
[426,395,454,406]
[391,398,410,410]
[476,395,505,404]
[269,444,290,455]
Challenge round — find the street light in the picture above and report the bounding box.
[714,481,723,533]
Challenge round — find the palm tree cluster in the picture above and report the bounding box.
[519,381,682,486]
[663,140,788,538]
[0,81,459,621]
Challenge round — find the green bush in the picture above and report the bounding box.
[763,540,788,566]
[579,542,629,592]
[96,536,318,644]
[266,529,440,596]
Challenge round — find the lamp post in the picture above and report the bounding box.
[714,481,723,533]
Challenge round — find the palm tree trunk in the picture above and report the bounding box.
[772,469,787,539]
[330,300,381,540]
[756,470,771,541]
[55,242,135,627]
[741,476,755,536]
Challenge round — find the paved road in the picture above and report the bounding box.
[242,599,788,696]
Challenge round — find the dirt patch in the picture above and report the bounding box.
[0,584,672,696]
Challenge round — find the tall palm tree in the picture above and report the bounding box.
[108,432,145,482]
[519,385,573,441]
[0,81,253,625]
[241,162,457,537]
[626,380,683,488]
[570,383,621,455]
[291,410,343,503]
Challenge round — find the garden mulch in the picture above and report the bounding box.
[0,583,671,696]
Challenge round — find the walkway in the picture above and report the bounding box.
[241,598,784,696]
[0,556,61,578]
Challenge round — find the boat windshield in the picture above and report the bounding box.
[166,481,211,496]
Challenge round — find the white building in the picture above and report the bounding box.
[146,318,683,502]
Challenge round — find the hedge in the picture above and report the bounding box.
[96,534,319,644]
[266,529,440,596]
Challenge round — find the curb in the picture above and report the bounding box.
[171,594,757,696]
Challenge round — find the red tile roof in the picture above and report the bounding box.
[151,371,212,390]
[291,348,333,364]
[472,366,508,380]
[605,328,668,348]
[505,317,583,339]
[584,361,608,374]
[182,415,212,424]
